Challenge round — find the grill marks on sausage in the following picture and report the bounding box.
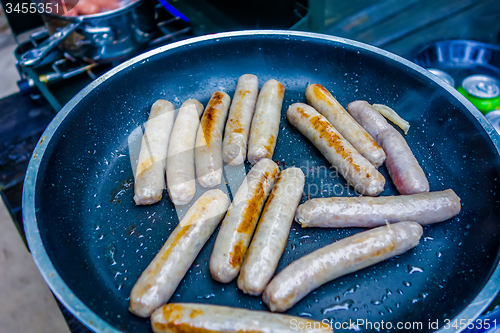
[227,91,249,135]
[370,243,395,258]
[154,322,220,333]
[227,117,243,129]
[136,156,156,176]
[155,305,213,333]
[189,309,203,319]
[313,84,334,106]
[296,107,310,118]
[229,169,276,268]
[277,82,285,99]
[259,176,279,217]
[239,90,250,98]
[156,195,212,264]
[362,233,397,259]
[159,225,192,262]
[162,304,184,320]
[238,170,275,235]
[264,135,275,155]
[365,132,382,149]
[230,241,245,268]
[201,92,225,147]
[308,115,362,173]
[156,304,266,333]
[236,179,266,234]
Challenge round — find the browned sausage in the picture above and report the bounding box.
[287,103,385,196]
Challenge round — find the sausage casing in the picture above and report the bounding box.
[166,99,204,205]
[210,158,279,283]
[247,79,285,164]
[151,303,333,333]
[287,103,385,196]
[295,189,461,228]
[346,100,392,138]
[378,128,430,194]
[238,167,305,296]
[134,100,175,205]
[195,91,231,188]
[306,84,386,167]
[347,100,430,194]
[129,189,229,317]
[263,222,423,312]
[222,74,259,165]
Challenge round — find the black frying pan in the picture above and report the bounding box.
[23,31,500,333]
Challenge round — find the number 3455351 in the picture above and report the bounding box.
[5,2,60,14]
[443,318,498,330]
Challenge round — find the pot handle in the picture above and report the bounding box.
[19,20,83,67]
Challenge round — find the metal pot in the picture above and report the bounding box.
[19,0,156,66]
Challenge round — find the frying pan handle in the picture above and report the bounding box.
[18,20,83,67]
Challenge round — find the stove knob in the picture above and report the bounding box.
[17,79,34,95]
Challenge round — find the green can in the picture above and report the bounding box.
[457,74,500,115]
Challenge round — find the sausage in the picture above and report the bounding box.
[151,303,333,333]
[222,74,259,165]
[195,91,231,188]
[129,189,229,318]
[210,158,279,283]
[75,0,101,15]
[134,100,175,205]
[166,99,204,205]
[287,103,385,196]
[379,129,430,194]
[346,100,392,138]
[238,167,305,296]
[295,189,461,228]
[99,0,120,12]
[72,0,119,15]
[247,79,285,164]
[305,84,386,167]
[263,221,423,312]
[347,100,430,194]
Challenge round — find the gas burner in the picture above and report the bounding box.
[40,56,99,84]
[14,4,193,111]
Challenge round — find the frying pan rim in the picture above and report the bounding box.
[22,29,500,333]
[413,39,500,61]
